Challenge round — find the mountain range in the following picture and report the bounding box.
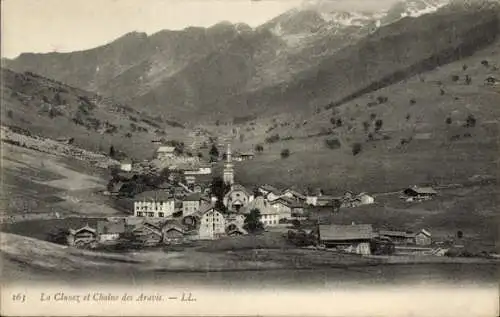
[5,0,496,122]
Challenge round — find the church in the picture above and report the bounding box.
[221,143,254,212]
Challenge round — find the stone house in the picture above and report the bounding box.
[133,190,175,218]
[318,224,374,255]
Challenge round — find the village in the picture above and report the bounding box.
[63,140,458,258]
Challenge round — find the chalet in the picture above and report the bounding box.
[131,221,163,246]
[67,225,97,247]
[233,152,255,162]
[182,193,210,217]
[133,190,175,218]
[403,186,437,201]
[341,192,375,208]
[198,204,226,240]
[243,196,281,226]
[258,184,282,202]
[223,184,254,212]
[415,229,432,246]
[281,188,307,203]
[314,195,341,207]
[269,196,304,220]
[120,159,132,172]
[225,213,245,228]
[318,224,374,255]
[156,146,176,160]
[485,76,497,86]
[162,224,185,244]
[378,230,415,245]
[97,220,126,243]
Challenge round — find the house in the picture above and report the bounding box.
[182,193,210,217]
[233,152,255,162]
[131,221,163,246]
[269,196,304,220]
[415,229,432,246]
[120,159,132,172]
[281,188,307,203]
[156,146,176,160]
[378,230,415,245]
[318,224,374,255]
[314,195,341,207]
[67,225,97,247]
[97,220,126,243]
[133,190,175,218]
[403,186,437,201]
[341,192,375,208]
[162,224,185,244]
[227,226,248,236]
[258,184,282,202]
[225,213,246,228]
[485,76,497,86]
[242,196,281,227]
[198,204,226,240]
[185,175,196,185]
[223,184,254,212]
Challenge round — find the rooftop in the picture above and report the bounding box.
[97,220,126,234]
[319,224,374,241]
[404,186,437,195]
[134,190,174,201]
[259,184,281,195]
[157,146,176,153]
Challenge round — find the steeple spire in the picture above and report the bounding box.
[223,143,234,186]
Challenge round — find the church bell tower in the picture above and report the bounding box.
[223,143,234,186]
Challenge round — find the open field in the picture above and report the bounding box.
[1,143,124,220]
[1,232,498,286]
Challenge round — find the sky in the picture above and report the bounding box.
[1,0,399,58]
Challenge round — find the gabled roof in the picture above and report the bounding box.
[157,146,175,153]
[183,192,203,202]
[283,188,306,200]
[418,229,432,237]
[97,220,125,235]
[241,196,277,215]
[405,186,437,195]
[259,184,281,195]
[319,224,374,241]
[378,230,415,239]
[228,184,253,196]
[134,190,173,201]
[69,225,97,235]
[271,196,304,208]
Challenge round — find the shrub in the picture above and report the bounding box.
[280,149,290,158]
[440,88,445,96]
[451,75,459,82]
[325,138,341,149]
[481,60,489,67]
[362,121,370,132]
[370,113,376,120]
[445,117,452,125]
[7,110,13,119]
[465,114,476,128]
[255,144,264,153]
[405,114,411,121]
[462,64,468,71]
[265,134,280,144]
[465,75,471,85]
[409,98,416,105]
[125,132,132,138]
[377,96,388,104]
[352,143,362,156]
[336,118,342,127]
[374,119,383,132]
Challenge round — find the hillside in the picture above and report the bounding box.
[5,1,488,121]
[230,36,500,193]
[0,68,190,160]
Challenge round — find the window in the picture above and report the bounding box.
[148,212,154,217]
[159,212,164,217]
[137,212,144,217]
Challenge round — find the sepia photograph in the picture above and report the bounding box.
[0,0,499,316]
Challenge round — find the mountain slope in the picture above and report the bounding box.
[0,69,187,160]
[212,2,500,120]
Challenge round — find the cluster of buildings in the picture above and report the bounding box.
[84,142,439,255]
